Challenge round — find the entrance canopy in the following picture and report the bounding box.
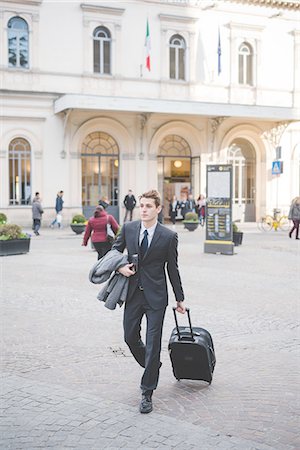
[54,94,299,121]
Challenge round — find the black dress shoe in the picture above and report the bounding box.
[140,394,153,414]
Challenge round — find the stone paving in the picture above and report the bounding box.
[0,222,299,449]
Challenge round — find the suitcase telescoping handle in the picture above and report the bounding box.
[172,307,195,341]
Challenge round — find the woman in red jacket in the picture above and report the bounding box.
[82,206,119,259]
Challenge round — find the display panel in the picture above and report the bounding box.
[204,165,234,255]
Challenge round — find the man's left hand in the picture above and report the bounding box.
[176,301,186,314]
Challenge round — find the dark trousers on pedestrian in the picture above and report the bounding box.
[123,288,166,393]
[93,241,112,260]
[33,219,41,234]
[289,219,299,239]
[124,209,133,222]
[170,211,176,225]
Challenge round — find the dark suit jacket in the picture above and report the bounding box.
[123,195,136,210]
[112,220,184,310]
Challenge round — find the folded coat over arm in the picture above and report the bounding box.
[89,249,129,310]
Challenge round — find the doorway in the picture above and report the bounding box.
[228,138,256,222]
[81,132,119,220]
[157,135,199,221]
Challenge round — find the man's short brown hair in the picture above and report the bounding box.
[139,190,161,207]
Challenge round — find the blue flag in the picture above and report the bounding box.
[218,27,221,75]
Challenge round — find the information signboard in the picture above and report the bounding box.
[204,164,234,255]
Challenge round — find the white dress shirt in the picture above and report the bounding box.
[139,222,158,248]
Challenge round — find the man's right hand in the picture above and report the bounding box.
[118,263,135,277]
[176,301,186,314]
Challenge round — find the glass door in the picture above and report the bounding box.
[81,132,119,220]
[228,139,256,222]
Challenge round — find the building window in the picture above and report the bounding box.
[8,16,29,68]
[169,34,186,80]
[9,138,31,205]
[238,42,253,85]
[93,26,111,74]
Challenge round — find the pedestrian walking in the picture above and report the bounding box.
[169,195,179,227]
[196,194,206,225]
[50,190,64,228]
[113,189,186,414]
[82,206,119,259]
[288,196,300,240]
[123,189,136,222]
[32,192,44,236]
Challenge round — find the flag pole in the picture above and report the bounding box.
[218,26,221,76]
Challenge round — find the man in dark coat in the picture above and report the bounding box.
[123,189,136,222]
[113,189,186,414]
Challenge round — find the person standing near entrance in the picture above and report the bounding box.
[186,193,196,214]
[98,196,109,210]
[50,190,64,228]
[196,194,206,225]
[32,192,44,236]
[123,189,136,222]
[288,196,300,240]
[169,195,179,227]
[113,189,186,414]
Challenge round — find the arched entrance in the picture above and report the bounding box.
[81,131,119,219]
[157,134,200,220]
[228,138,256,222]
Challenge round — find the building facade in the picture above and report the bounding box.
[1,0,299,226]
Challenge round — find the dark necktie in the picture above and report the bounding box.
[140,230,148,259]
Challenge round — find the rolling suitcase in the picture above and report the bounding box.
[168,307,216,384]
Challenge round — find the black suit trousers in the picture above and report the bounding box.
[124,208,133,222]
[123,288,166,392]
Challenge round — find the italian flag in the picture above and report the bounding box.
[145,19,151,71]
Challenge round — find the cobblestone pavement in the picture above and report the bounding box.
[1,223,299,449]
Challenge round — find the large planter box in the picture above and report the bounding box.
[233,231,243,246]
[70,224,86,234]
[183,222,199,232]
[0,238,31,256]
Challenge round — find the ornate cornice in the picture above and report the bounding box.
[227,0,300,10]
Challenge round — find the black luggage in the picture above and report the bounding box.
[168,307,216,384]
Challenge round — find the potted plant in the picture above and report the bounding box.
[232,222,243,246]
[0,224,31,256]
[70,214,87,234]
[0,213,7,225]
[182,212,199,231]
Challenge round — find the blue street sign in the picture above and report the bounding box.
[272,160,283,175]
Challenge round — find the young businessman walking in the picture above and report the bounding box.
[113,189,186,414]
